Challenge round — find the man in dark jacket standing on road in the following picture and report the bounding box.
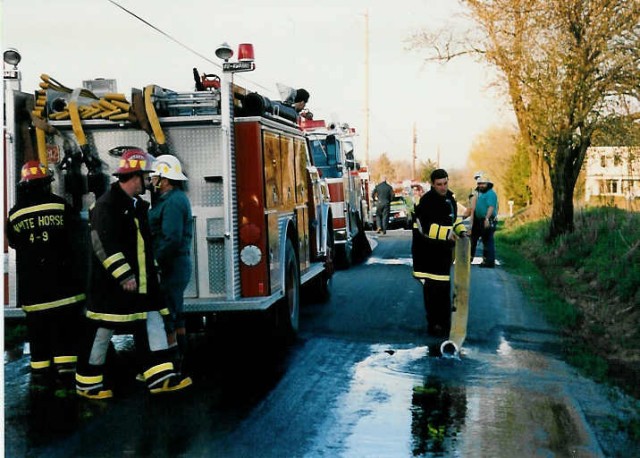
[412,169,467,337]
[75,148,192,399]
[372,176,394,234]
[6,161,85,390]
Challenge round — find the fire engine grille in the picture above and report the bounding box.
[207,218,226,296]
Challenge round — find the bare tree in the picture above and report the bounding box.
[408,0,640,237]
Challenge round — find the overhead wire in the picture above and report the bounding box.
[105,0,273,94]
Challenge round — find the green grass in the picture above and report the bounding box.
[496,207,640,386]
[496,208,640,444]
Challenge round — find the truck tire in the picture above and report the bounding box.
[273,239,300,343]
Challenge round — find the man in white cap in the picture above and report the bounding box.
[471,174,498,268]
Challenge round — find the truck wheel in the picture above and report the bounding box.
[352,213,371,263]
[274,239,300,342]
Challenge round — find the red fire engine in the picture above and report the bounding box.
[3,45,334,339]
[299,119,371,267]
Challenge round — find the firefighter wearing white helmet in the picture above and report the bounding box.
[149,155,193,373]
[471,173,498,268]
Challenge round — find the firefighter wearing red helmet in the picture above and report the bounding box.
[6,160,86,391]
[75,148,192,399]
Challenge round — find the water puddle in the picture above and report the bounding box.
[312,343,602,457]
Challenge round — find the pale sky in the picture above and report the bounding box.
[2,0,515,169]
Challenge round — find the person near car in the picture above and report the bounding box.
[412,168,467,337]
[372,176,394,234]
[75,148,192,399]
[149,155,193,374]
[6,161,85,391]
[470,173,498,268]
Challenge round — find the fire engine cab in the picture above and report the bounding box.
[299,119,370,267]
[3,45,334,339]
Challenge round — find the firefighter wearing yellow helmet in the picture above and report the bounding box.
[75,148,192,399]
[6,161,86,391]
[149,155,193,373]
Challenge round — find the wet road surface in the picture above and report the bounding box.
[4,230,639,457]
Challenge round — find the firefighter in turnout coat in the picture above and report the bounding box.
[75,148,192,399]
[412,169,467,337]
[6,161,85,389]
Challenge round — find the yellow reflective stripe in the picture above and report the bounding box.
[9,203,65,222]
[85,310,148,322]
[31,360,51,369]
[134,218,147,294]
[103,252,125,269]
[112,264,132,279]
[439,226,451,240]
[158,307,170,316]
[53,355,77,364]
[76,374,103,384]
[144,362,174,380]
[428,223,451,240]
[22,293,86,312]
[412,271,450,281]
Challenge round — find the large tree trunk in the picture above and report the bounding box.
[548,145,581,239]
[527,146,553,218]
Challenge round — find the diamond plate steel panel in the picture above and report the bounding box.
[208,240,226,296]
[167,126,224,207]
[200,182,224,207]
[207,218,225,237]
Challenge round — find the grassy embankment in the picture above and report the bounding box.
[496,207,640,437]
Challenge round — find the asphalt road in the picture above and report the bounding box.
[4,230,639,457]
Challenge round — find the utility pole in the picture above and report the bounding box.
[363,10,370,166]
[412,122,417,181]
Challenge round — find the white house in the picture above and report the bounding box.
[584,146,640,209]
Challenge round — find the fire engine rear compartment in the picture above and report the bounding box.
[5,108,328,318]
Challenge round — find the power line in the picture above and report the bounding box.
[106,0,220,68]
[105,0,272,93]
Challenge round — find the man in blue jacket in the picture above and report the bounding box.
[149,155,193,372]
[471,174,498,268]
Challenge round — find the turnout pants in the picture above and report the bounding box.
[422,278,452,337]
[75,311,176,393]
[25,303,82,377]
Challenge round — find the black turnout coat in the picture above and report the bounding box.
[411,188,466,281]
[87,182,165,324]
[6,188,85,311]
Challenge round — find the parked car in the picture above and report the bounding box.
[388,195,413,230]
